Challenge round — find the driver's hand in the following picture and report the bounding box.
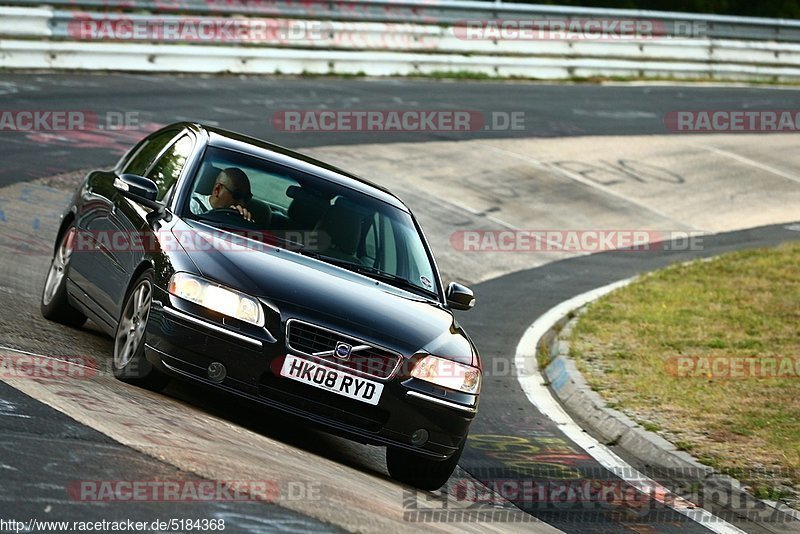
[230,205,253,222]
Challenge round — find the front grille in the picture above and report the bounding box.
[286,319,401,379]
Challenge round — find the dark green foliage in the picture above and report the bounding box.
[497,0,800,19]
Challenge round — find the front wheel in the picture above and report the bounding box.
[112,271,170,392]
[41,226,87,328]
[386,438,466,491]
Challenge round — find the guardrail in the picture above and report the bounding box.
[1,3,800,81]
[3,0,800,42]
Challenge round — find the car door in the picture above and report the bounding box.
[70,128,185,327]
[108,132,195,319]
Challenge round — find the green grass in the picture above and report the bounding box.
[422,70,497,80]
[640,421,661,432]
[537,341,552,370]
[569,242,800,497]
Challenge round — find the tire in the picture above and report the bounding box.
[386,438,466,491]
[41,225,87,328]
[112,270,170,392]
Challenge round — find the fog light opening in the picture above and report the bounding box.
[208,362,226,383]
[411,429,429,446]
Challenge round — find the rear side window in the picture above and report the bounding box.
[123,129,180,176]
[147,135,194,201]
[116,138,147,170]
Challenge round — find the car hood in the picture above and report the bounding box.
[173,220,476,366]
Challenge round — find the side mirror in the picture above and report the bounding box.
[114,174,158,202]
[114,174,171,221]
[446,282,475,311]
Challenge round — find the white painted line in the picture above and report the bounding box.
[704,146,800,185]
[514,279,748,534]
[478,143,705,232]
[436,187,589,253]
[431,195,588,251]
[439,197,520,231]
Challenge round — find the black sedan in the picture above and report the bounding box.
[41,122,481,490]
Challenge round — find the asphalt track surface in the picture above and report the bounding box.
[1,74,799,533]
[460,223,800,533]
[0,380,338,532]
[3,74,800,185]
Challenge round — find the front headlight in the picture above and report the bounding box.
[410,355,481,395]
[168,272,264,327]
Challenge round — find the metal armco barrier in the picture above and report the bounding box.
[1,3,800,80]
[3,0,800,42]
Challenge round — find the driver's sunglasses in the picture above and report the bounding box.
[219,183,252,202]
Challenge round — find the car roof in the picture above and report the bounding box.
[180,122,410,212]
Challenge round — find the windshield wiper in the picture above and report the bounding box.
[308,255,438,299]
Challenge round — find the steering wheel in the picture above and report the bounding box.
[205,207,261,231]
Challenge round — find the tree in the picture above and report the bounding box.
[496,0,800,19]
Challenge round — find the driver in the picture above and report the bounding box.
[190,167,253,222]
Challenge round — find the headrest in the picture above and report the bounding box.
[194,163,223,195]
[248,198,273,227]
[287,186,330,230]
[315,203,362,256]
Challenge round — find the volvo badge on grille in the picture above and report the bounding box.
[334,342,353,360]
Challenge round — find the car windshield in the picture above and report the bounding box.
[182,146,439,297]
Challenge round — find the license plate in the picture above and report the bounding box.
[280,354,384,405]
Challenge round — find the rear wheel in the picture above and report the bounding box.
[386,438,465,491]
[41,225,87,328]
[112,271,170,392]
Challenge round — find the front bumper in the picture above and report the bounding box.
[144,292,478,460]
